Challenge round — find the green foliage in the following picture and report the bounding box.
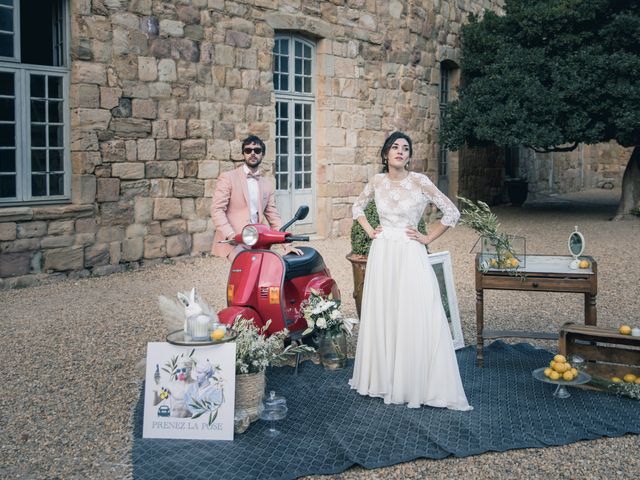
[440,0,640,151]
[458,196,515,257]
[350,200,428,256]
[350,201,380,256]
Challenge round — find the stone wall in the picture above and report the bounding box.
[0,0,503,286]
[525,142,631,199]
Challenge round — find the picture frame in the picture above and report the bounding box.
[143,342,236,440]
[428,251,465,349]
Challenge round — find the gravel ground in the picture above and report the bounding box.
[1,189,639,479]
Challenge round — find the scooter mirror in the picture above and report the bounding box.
[295,205,309,220]
[279,205,309,232]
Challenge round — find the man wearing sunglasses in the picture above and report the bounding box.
[211,135,302,260]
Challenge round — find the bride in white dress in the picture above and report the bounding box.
[349,132,472,411]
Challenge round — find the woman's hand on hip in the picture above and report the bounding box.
[406,226,427,245]
[368,225,383,239]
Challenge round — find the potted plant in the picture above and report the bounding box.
[231,317,312,426]
[346,200,428,317]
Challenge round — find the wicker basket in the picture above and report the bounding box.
[235,370,266,422]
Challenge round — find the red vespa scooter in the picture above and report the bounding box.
[217,206,340,343]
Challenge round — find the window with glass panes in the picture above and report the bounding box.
[273,34,314,192]
[0,0,69,204]
[438,63,451,177]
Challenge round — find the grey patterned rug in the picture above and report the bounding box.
[132,341,640,479]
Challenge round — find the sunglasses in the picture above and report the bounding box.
[243,147,263,155]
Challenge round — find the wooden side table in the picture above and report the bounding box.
[475,254,597,367]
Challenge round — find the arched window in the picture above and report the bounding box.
[0,0,69,204]
[272,33,315,223]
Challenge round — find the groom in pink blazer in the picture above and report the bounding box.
[211,135,301,260]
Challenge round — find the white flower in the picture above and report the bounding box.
[330,309,342,320]
[316,318,327,329]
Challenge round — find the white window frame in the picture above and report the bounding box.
[273,33,316,225]
[0,0,70,205]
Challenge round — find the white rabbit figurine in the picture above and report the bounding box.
[158,287,219,338]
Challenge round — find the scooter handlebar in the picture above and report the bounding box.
[286,235,309,242]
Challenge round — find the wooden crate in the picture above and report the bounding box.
[559,322,640,386]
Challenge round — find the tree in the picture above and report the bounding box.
[440,0,640,218]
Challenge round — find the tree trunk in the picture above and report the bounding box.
[613,146,640,220]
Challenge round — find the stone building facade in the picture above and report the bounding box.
[0,0,627,286]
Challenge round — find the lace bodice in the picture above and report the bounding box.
[352,172,460,228]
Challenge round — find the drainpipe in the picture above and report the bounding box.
[549,151,554,193]
[579,143,584,188]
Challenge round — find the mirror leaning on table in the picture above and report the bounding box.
[568,226,585,269]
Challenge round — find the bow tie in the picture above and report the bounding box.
[246,171,261,180]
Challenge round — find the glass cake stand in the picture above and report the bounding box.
[260,390,288,437]
[532,367,592,399]
[166,329,236,346]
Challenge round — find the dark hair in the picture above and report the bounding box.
[241,135,266,154]
[380,131,413,173]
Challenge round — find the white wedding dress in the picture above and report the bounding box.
[349,172,472,410]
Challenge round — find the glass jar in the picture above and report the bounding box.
[318,329,348,370]
[186,313,210,341]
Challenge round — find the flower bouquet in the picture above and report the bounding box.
[232,316,312,375]
[301,290,358,369]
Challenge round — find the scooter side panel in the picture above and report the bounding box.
[218,306,264,330]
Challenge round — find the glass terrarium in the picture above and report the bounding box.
[475,234,526,271]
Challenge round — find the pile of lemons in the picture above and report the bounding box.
[489,252,520,269]
[611,373,640,385]
[544,354,579,381]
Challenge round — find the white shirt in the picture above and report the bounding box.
[243,165,259,224]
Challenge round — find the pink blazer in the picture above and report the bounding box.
[210,165,283,258]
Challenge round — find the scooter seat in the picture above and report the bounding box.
[283,246,325,279]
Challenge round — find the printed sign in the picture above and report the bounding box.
[143,342,236,440]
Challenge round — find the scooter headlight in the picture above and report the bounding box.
[241,225,259,246]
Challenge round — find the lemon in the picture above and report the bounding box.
[211,328,226,341]
[509,258,520,268]
[554,354,567,363]
[570,368,578,376]
[635,378,640,385]
[544,367,552,378]
[549,371,561,381]
[623,373,637,383]
[578,260,590,269]
[619,325,632,335]
[611,377,622,383]
[554,362,569,373]
[562,371,574,381]
[550,360,556,370]
[490,258,498,267]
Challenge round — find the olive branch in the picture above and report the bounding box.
[458,196,526,279]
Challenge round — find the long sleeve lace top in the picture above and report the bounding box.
[352,172,460,228]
